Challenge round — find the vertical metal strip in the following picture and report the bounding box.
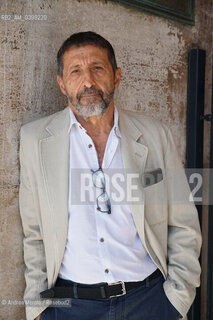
[207,66,213,320]
[186,48,206,320]
[186,49,205,170]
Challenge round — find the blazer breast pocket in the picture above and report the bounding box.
[142,168,163,188]
[143,168,167,225]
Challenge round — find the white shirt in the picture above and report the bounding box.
[58,106,157,284]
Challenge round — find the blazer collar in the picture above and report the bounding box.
[44,106,141,141]
[118,108,144,142]
[45,106,70,137]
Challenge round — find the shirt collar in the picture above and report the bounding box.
[68,106,121,138]
[68,107,84,134]
[113,106,121,138]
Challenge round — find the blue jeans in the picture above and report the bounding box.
[40,275,181,320]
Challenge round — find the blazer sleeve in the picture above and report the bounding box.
[19,128,51,320]
[163,127,202,318]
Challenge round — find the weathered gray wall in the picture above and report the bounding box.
[0,0,212,319]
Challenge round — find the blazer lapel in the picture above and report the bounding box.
[118,110,148,243]
[39,106,70,279]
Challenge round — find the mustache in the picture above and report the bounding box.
[77,87,104,100]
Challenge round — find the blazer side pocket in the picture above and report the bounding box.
[144,177,167,225]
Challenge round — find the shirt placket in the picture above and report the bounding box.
[96,128,120,282]
[78,123,120,282]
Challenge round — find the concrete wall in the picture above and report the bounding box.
[0,0,212,319]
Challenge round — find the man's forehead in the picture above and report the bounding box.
[63,45,109,63]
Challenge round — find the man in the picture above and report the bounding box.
[19,31,201,320]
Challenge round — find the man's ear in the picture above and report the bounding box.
[114,67,121,89]
[57,75,67,95]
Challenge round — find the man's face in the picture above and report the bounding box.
[57,45,121,120]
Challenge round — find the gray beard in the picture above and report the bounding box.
[67,88,114,120]
[71,100,108,120]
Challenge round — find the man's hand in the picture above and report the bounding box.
[34,313,41,320]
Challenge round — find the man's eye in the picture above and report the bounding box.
[94,66,103,70]
[71,70,79,74]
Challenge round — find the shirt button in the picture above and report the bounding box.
[100,238,104,242]
[88,144,92,148]
[105,269,109,274]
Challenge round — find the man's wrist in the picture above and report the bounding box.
[34,313,41,320]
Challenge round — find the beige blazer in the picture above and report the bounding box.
[19,106,201,320]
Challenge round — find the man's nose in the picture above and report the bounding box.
[82,70,95,88]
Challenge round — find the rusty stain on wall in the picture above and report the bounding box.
[0,0,212,319]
